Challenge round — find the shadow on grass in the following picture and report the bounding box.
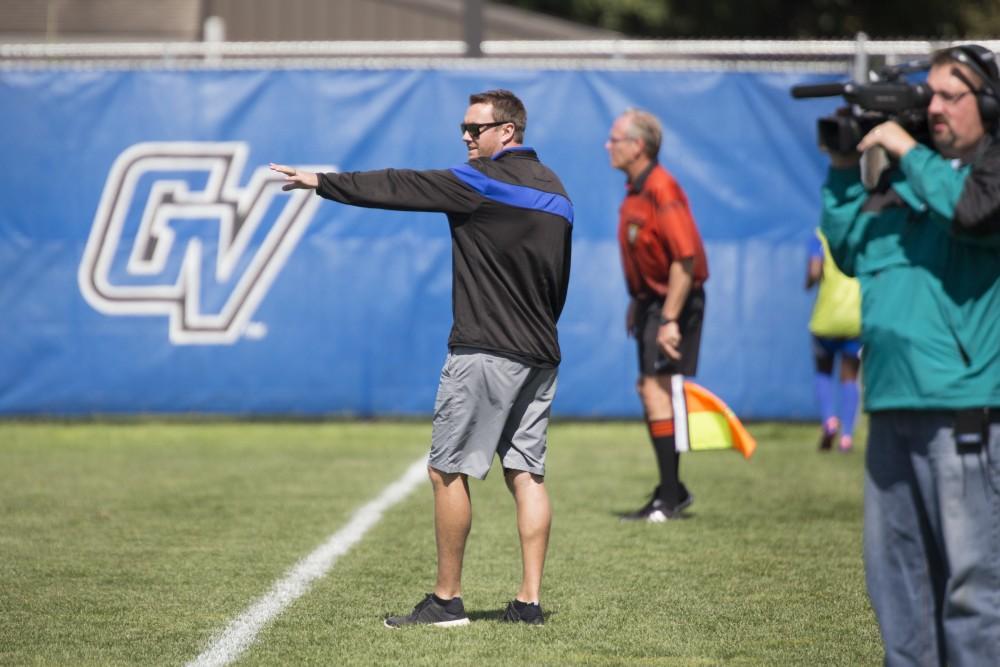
[611,509,696,522]
[467,608,556,623]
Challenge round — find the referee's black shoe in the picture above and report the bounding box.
[620,483,693,522]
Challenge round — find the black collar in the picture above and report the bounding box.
[628,160,657,193]
[493,146,537,161]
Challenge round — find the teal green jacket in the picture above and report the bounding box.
[821,144,1000,411]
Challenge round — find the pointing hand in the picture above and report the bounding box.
[270,163,319,191]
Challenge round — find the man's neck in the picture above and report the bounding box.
[937,132,993,165]
[625,155,653,184]
[956,134,993,166]
[491,141,522,158]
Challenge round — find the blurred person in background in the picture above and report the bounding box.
[607,109,709,523]
[272,89,572,627]
[821,44,1000,666]
[804,228,861,453]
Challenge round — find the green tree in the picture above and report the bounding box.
[499,0,1000,39]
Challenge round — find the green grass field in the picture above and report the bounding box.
[0,420,881,666]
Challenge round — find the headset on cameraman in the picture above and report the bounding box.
[940,45,1000,233]
[940,44,1000,132]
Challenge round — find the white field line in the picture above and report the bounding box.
[186,455,429,667]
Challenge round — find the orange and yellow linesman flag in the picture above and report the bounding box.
[670,375,756,459]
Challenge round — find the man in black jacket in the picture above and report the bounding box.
[271,89,572,627]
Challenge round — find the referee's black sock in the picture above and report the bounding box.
[648,418,680,509]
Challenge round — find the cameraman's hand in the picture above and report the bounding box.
[857,121,917,160]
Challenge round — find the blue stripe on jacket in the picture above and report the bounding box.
[449,164,574,225]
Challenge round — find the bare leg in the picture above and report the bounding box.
[837,354,862,450]
[504,469,551,603]
[840,354,860,383]
[428,466,471,600]
[637,374,673,420]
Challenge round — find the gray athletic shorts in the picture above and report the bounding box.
[428,346,558,480]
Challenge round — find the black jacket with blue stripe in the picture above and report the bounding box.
[315,147,573,368]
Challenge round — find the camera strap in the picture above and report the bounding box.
[861,146,891,191]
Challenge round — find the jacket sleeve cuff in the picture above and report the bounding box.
[898,143,935,181]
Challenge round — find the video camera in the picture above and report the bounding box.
[791,61,932,153]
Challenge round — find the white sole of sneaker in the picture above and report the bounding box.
[383,617,470,629]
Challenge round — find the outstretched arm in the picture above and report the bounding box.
[270,163,319,190]
[272,162,481,215]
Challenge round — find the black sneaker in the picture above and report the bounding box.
[675,483,695,513]
[501,599,544,625]
[620,485,692,522]
[620,489,659,521]
[620,496,682,522]
[384,594,470,628]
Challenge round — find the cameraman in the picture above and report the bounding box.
[821,45,1000,666]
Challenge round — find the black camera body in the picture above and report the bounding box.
[792,74,933,153]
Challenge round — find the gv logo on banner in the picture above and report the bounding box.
[79,142,333,344]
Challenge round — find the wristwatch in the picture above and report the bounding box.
[658,315,677,326]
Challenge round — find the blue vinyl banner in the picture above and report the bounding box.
[0,66,839,418]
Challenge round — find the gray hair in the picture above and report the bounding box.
[622,108,662,160]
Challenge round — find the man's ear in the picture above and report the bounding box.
[634,139,647,160]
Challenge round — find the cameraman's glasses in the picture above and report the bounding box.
[930,89,973,107]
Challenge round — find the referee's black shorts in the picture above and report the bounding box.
[636,287,705,377]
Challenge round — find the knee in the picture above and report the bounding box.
[636,377,664,406]
[428,465,461,489]
[840,359,861,381]
[636,377,651,402]
[504,468,543,494]
[503,468,524,493]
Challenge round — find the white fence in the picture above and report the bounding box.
[4,36,1000,72]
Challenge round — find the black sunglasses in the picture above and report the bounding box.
[460,121,509,139]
